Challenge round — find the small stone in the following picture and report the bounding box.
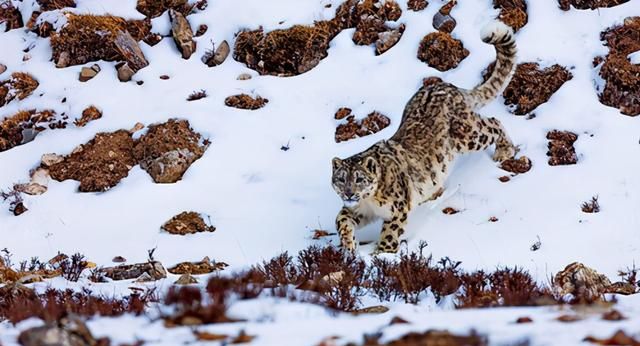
[31,168,50,186]
[160,75,170,80]
[175,273,198,285]
[499,176,511,183]
[21,182,47,196]
[56,51,70,68]
[442,207,459,215]
[335,107,352,120]
[376,25,405,55]
[213,40,230,65]
[146,149,198,184]
[129,122,145,133]
[41,153,64,167]
[237,73,252,80]
[433,12,456,33]
[116,62,135,82]
[22,54,32,62]
[0,63,6,75]
[13,202,27,216]
[79,65,100,82]
[516,317,533,324]
[488,216,499,222]
[352,305,390,315]
[112,256,126,263]
[195,24,208,37]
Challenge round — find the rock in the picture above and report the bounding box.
[13,202,27,216]
[162,211,216,235]
[554,262,611,302]
[213,40,230,65]
[18,316,101,346]
[79,64,100,82]
[352,305,390,315]
[169,9,195,59]
[129,122,145,133]
[112,256,126,263]
[168,257,227,275]
[56,51,70,68]
[114,31,149,71]
[145,148,198,183]
[116,62,135,82]
[175,273,198,285]
[74,106,102,127]
[41,153,64,167]
[0,63,6,75]
[433,12,456,33]
[375,24,405,55]
[21,182,47,196]
[237,73,252,80]
[101,261,167,281]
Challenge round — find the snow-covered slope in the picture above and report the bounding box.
[1,0,640,344]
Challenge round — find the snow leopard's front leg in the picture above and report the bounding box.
[336,207,360,252]
[375,201,409,254]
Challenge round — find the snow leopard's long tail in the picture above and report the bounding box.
[467,21,517,110]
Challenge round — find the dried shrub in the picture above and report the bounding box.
[335,111,391,142]
[163,283,238,327]
[0,109,58,152]
[58,253,88,282]
[597,17,640,116]
[225,94,269,110]
[37,0,76,11]
[48,130,137,192]
[494,0,528,32]
[0,72,39,107]
[162,211,215,235]
[356,330,488,346]
[559,0,630,10]
[417,32,469,71]
[581,196,600,213]
[74,106,102,127]
[546,130,578,166]
[0,1,23,31]
[484,62,573,115]
[0,286,154,324]
[352,0,403,46]
[407,0,428,11]
[50,14,151,67]
[187,89,207,101]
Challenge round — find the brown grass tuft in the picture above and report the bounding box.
[0,109,57,152]
[417,32,469,71]
[187,89,207,101]
[581,196,600,213]
[0,72,39,107]
[225,94,269,110]
[37,0,76,11]
[493,0,528,31]
[0,1,23,31]
[559,0,629,10]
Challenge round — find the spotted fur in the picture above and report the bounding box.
[332,22,518,253]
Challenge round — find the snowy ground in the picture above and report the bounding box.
[1,0,640,344]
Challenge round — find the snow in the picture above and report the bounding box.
[1,0,640,344]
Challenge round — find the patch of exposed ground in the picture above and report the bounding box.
[417,32,469,71]
[596,17,640,116]
[559,0,629,10]
[0,110,64,152]
[547,130,578,166]
[484,62,573,115]
[47,130,137,192]
[74,106,102,127]
[407,0,428,11]
[335,110,391,143]
[162,211,216,235]
[168,257,227,275]
[494,0,528,32]
[0,1,23,31]
[50,14,152,67]
[234,0,405,76]
[500,156,532,174]
[134,119,208,183]
[0,72,39,108]
[36,0,76,11]
[224,94,269,110]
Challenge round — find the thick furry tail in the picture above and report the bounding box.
[467,21,517,110]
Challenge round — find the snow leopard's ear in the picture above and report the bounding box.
[332,157,343,170]
[363,156,377,174]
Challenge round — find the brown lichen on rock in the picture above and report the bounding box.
[335,107,353,120]
[335,111,391,143]
[500,156,531,174]
[0,109,58,152]
[484,62,573,115]
[134,119,208,184]
[48,130,137,192]
[559,0,629,10]
[225,94,269,110]
[37,0,76,11]
[494,0,528,32]
[162,211,215,235]
[597,17,640,116]
[0,72,39,107]
[554,262,611,302]
[546,130,578,166]
[74,106,102,127]
[136,0,188,18]
[417,32,469,71]
[407,0,428,11]
[50,14,151,67]
[168,257,227,275]
[0,1,23,31]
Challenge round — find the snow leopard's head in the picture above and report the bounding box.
[331,156,379,208]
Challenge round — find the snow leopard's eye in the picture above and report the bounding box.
[355,176,364,184]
